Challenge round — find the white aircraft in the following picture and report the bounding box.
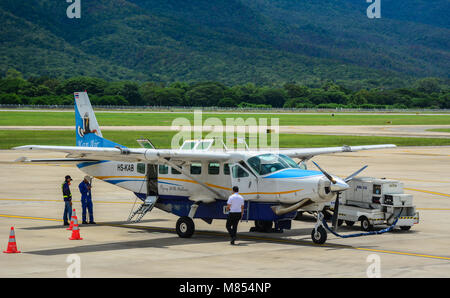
[14,92,396,244]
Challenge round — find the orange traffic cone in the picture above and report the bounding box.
[3,227,21,253]
[69,216,83,240]
[66,209,77,230]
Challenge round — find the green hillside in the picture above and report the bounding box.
[0,0,448,87]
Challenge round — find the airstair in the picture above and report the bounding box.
[127,196,158,223]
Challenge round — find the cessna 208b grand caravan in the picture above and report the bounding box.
[14,92,396,244]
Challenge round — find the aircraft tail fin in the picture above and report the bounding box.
[74,92,125,148]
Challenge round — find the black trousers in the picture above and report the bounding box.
[226,212,242,239]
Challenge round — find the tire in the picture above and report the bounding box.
[360,216,373,231]
[345,220,355,227]
[311,226,327,244]
[337,219,344,227]
[254,220,273,233]
[400,226,411,231]
[176,216,195,238]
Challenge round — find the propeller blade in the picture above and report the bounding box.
[331,193,340,231]
[344,165,368,182]
[312,161,336,184]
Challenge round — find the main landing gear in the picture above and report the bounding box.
[176,216,195,238]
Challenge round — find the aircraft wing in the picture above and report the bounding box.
[13,145,231,163]
[280,144,396,160]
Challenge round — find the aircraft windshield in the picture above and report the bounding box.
[247,154,299,175]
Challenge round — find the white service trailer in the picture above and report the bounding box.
[329,177,419,231]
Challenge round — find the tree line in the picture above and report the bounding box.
[0,69,448,109]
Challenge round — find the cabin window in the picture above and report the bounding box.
[171,167,181,175]
[232,165,249,178]
[158,165,168,174]
[208,162,220,175]
[190,163,202,175]
[223,163,230,175]
[137,163,146,174]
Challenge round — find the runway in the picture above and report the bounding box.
[1,125,450,138]
[0,147,449,277]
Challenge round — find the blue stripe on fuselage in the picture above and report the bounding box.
[263,168,322,179]
[77,160,110,169]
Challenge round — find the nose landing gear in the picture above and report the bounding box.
[311,212,327,244]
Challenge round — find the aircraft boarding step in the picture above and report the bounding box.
[127,196,158,223]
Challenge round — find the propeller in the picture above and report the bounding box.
[344,165,368,183]
[312,161,368,231]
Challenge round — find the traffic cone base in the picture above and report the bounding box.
[69,216,83,240]
[4,227,21,253]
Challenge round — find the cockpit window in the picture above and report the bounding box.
[247,154,299,175]
[279,154,300,169]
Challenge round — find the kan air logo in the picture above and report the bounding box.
[78,112,99,138]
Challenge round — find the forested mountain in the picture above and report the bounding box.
[0,0,448,88]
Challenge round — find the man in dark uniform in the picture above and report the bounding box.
[78,175,95,224]
[62,175,73,226]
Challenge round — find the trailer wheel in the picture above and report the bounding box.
[311,226,327,244]
[176,216,195,238]
[338,219,344,226]
[360,216,373,231]
[400,226,411,231]
[345,220,355,227]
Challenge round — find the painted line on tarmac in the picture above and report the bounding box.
[1,213,450,261]
[404,188,450,198]
[0,198,132,204]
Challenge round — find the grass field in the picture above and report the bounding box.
[1,111,450,126]
[427,128,450,133]
[1,130,450,149]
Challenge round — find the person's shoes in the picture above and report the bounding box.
[230,237,236,245]
[89,221,96,224]
[82,221,88,225]
[63,221,69,226]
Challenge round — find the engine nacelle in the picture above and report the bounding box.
[318,177,336,201]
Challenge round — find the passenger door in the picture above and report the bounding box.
[230,163,258,201]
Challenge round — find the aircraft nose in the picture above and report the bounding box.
[330,178,349,192]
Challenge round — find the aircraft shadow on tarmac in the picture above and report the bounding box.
[20,219,170,231]
[24,223,352,256]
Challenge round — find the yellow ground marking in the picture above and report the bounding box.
[0,214,61,222]
[404,188,450,197]
[1,213,450,261]
[389,177,450,183]
[417,208,450,211]
[0,198,133,204]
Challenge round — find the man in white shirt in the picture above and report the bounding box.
[226,186,245,245]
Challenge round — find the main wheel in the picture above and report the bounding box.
[254,220,273,233]
[176,216,195,238]
[360,216,373,231]
[311,226,327,244]
[400,226,411,231]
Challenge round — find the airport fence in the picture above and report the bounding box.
[0,104,449,114]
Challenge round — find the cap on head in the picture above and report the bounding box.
[232,186,239,193]
[65,175,72,181]
[84,175,91,181]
